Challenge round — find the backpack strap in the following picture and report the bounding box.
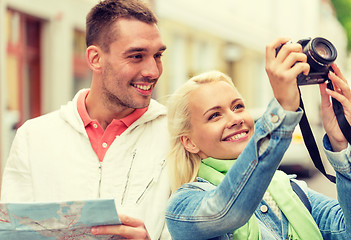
[290,180,312,213]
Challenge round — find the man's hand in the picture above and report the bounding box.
[91,214,150,239]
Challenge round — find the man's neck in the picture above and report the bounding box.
[85,90,135,130]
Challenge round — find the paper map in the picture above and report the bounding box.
[0,199,121,239]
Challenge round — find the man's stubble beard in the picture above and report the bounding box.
[101,71,149,111]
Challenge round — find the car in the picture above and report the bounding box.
[248,108,321,178]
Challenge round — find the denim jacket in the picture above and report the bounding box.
[165,98,351,240]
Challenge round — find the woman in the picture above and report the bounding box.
[165,38,351,239]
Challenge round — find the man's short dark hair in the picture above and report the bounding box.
[86,0,158,52]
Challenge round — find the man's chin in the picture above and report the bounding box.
[134,99,152,109]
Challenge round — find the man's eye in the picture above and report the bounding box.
[154,53,163,59]
[130,54,143,59]
[208,112,220,120]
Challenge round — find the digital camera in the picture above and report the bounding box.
[277,37,337,85]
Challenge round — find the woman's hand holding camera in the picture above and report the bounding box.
[320,64,351,152]
[265,38,310,112]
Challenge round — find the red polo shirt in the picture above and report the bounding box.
[77,90,148,162]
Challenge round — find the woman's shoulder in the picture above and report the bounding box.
[174,178,216,192]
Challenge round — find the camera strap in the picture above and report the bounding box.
[326,81,351,144]
[298,89,336,183]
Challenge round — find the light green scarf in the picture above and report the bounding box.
[198,157,323,240]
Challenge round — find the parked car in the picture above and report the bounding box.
[248,108,321,178]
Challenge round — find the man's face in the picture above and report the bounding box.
[100,18,166,110]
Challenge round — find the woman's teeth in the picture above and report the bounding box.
[226,132,246,141]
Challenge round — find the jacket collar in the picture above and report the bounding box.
[59,88,167,136]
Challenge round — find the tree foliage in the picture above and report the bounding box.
[331,0,351,51]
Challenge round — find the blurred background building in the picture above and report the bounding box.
[0,0,349,195]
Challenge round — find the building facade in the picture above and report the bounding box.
[0,0,95,171]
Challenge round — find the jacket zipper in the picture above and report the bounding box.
[121,150,136,205]
[136,178,153,204]
[136,159,166,204]
[98,161,103,198]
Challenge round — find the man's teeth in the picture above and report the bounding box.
[227,132,246,141]
[135,84,151,91]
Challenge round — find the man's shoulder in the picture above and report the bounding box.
[136,99,167,125]
[21,110,61,127]
[21,90,85,130]
[149,99,167,114]
[19,99,78,133]
[16,112,62,138]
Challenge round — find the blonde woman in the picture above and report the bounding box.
[165,38,351,240]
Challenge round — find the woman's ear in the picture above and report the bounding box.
[86,45,103,73]
[180,136,200,154]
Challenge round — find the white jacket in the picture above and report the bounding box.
[1,90,171,239]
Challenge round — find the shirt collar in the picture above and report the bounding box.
[77,90,148,128]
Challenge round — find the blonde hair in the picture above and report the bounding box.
[167,70,237,192]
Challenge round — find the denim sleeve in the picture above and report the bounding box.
[165,98,303,240]
[323,134,351,174]
[309,135,351,239]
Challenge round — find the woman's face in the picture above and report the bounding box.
[183,81,255,160]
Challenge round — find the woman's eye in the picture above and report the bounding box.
[208,112,220,120]
[233,104,244,111]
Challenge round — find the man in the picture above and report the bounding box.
[1,0,171,239]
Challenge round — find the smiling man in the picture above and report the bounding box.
[1,1,171,239]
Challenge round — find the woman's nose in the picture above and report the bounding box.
[226,112,244,129]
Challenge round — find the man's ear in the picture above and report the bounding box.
[86,45,103,73]
[180,136,200,154]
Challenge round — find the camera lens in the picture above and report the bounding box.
[315,42,332,59]
[307,37,337,65]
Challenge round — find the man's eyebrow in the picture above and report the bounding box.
[159,45,167,52]
[124,47,146,55]
[124,45,167,55]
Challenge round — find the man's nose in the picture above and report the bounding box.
[141,57,161,80]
